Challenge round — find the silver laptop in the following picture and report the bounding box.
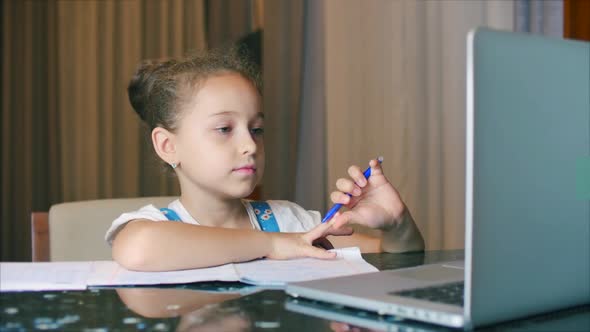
[286,27,590,329]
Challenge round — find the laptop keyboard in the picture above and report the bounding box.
[390,281,464,306]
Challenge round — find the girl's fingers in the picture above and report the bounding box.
[303,246,337,259]
[325,212,354,235]
[330,191,351,204]
[304,221,334,242]
[347,165,367,187]
[325,225,354,236]
[331,210,361,229]
[335,178,362,196]
[304,214,354,244]
[369,158,384,176]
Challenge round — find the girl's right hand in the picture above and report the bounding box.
[266,222,353,260]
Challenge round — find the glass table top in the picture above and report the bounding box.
[1,251,588,331]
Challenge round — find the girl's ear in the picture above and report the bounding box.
[152,127,178,166]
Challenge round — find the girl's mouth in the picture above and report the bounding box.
[233,165,256,175]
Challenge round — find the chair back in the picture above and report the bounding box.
[48,196,177,261]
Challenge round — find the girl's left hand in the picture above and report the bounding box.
[328,158,406,230]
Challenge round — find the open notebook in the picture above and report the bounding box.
[0,247,377,292]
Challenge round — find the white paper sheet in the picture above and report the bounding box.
[0,247,378,291]
[0,262,92,291]
[236,247,378,286]
[87,261,238,286]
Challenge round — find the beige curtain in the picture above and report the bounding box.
[1,0,210,261]
[319,0,515,250]
[54,1,191,202]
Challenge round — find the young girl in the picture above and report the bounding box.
[106,49,424,271]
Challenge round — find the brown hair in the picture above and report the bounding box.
[127,47,261,132]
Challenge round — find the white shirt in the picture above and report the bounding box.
[105,199,321,245]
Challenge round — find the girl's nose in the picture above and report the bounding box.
[239,131,258,155]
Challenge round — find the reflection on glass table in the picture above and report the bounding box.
[285,297,448,332]
[0,281,260,331]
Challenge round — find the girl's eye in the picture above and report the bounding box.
[251,127,264,136]
[216,127,231,134]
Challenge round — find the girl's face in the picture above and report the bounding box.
[173,72,264,199]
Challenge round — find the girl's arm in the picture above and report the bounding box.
[112,219,350,271]
[379,208,425,253]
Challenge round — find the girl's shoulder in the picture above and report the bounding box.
[105,203,170,245]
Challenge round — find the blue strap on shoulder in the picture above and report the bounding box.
[160,208,182,221]
[249,201,280,232]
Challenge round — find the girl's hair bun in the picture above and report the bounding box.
[127,59,173,122]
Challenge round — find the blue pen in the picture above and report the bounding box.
[322,156,383,223]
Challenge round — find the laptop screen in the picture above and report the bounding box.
[465,28,590,326]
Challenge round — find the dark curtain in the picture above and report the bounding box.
[1,0,258,261]
[262,0,305,201]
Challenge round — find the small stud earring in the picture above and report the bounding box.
[170,162,178,169]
